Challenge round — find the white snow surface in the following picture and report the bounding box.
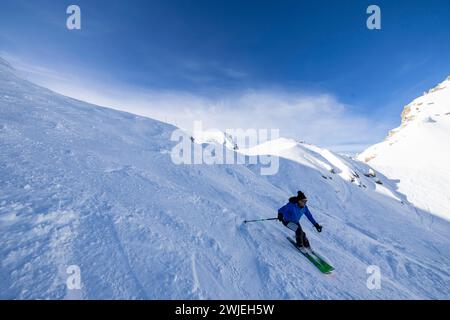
[359,77,450,221]
[1,58,449,299]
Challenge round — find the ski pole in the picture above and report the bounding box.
[244,217,278,224]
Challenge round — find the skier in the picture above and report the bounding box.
[278,191,322,251]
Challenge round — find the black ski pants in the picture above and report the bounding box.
[283,221,310,248]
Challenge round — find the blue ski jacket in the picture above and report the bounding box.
[278,200,318,226]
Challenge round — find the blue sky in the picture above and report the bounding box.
[1,0,449,152]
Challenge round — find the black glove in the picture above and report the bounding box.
[314,223,322,233]
[277,213,283,222]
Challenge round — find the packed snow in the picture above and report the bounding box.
[1,58,449,299]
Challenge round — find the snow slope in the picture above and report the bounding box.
[358,77,450,221]
[1,58,449,299]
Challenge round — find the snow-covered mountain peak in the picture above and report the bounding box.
[358,76,450,220]
[360,76,450,162]
[400,76,450,126]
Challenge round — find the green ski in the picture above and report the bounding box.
[287,237,334,274]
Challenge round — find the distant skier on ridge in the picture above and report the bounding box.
[278,191,323,251]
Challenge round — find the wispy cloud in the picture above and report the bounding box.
[177,59,249,86]
[6,56,389,154]
[0,52,68,81]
